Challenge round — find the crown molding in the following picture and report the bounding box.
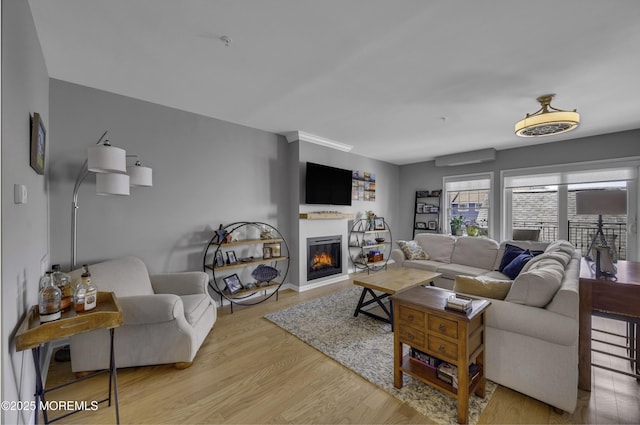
[285,131,353,152]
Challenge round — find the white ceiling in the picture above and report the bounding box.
[28,0,640,165]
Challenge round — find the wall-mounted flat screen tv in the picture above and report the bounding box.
[305,162,352,206]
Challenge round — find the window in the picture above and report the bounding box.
[502,161,637,259]
[443,173,493,237]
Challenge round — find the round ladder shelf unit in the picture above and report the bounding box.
[203,221,289,311]
[348,218,392,273]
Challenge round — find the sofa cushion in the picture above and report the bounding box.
[69,256,154,297]
[435,263,491,280]
[403,259,441,272]
[450,236,499,270]
[505,259,565,307]
[396,240,428,260]
[454,275,513,300]
[415,233,456,263]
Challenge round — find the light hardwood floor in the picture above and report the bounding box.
[45,279,639,424]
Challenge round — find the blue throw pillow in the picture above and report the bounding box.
[498,244,524,272]
[503,249,534,280]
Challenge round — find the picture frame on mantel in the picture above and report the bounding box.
[30,112,46,175]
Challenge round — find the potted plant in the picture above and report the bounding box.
[450,215,464,236]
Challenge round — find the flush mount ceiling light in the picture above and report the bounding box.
[515,94,580,137]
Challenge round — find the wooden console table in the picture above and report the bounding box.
[15,292,123,424]
[392,286,490,424]
[578,258,640,391]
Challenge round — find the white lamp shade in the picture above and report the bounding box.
[575,190,627,215]
[96,173,130,196]
[127,164,153,187]
[88,144,127,173]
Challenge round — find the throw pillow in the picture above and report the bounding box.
[502,249,534,279]
[498,244,524,272]
[454,275,513,300]
[396,240,429,260]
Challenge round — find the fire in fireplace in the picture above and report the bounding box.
[307,235,342,280]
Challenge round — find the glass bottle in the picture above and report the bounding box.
[39,271,62,322]
[51,264,71,312]
[75,264,98,312]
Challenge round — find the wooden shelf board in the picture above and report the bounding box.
[211,238,284,247]
[299,212,355,220]
[206,256,288,271]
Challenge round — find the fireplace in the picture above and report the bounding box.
[307,235,342,280]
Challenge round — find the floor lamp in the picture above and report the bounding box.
[575,189,626,277]
[71,131,152,269]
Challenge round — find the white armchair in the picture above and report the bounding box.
[68,256,216,372]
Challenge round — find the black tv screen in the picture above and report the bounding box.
[305,162,352,206]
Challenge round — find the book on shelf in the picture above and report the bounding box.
[410,348,442,369]
[436,362,481,389]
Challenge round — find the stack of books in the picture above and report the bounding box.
[445,295,472,313]
[436,362,481,389]
[410,348,442,369]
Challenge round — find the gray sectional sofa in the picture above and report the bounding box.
[390,233,580,413]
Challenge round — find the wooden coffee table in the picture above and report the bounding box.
[352,267,441,325]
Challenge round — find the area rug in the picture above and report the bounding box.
[264,286,497,425]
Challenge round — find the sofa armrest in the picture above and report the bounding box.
[118,294,185,325]
[149,272,208,295]
[390,249,406,267]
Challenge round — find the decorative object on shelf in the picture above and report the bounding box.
[264,242,281,257]
[214,251,225,267]
[71,130,153,268]
[213,224,227,244]
[374,217,385,230]
[30,112,46,175]
[251,264,280,285]
[415,222,427,229]
[223,274,243,294]
[263,247,272,259]
[375,237,385,243]
[203,221,289,311]
[427,220,437,231]
[515,94,579,137]
[416,190,430,197]
[416,203,425,213]
[365,210,376,230]
[226,251,237,265]
[466,223,479,237]
[450,215,464,236]
[431,190,442,197]
[260,225,274,239]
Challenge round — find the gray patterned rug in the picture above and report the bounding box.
[265,286,497,425]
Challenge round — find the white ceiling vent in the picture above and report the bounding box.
[434,148,496,167]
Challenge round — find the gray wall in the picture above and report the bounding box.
[48,80,290,274]
[1,1,51,423]
[398,130,640,243]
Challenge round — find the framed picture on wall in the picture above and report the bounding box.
[30,112,46,175]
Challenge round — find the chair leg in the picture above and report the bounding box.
[174,362,193,370]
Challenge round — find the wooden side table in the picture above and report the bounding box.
[578,259,640,391]
[392,286,491,424]
[15,292,123,424]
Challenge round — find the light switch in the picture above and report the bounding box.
[14,184,27,204]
